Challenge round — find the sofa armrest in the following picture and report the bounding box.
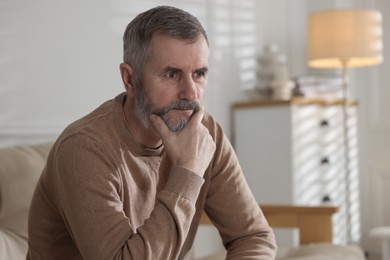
[0,143,52,260]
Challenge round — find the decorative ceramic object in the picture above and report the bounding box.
[255,44,294,99]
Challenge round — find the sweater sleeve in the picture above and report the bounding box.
[53,136,204,260]
[204,123,277,259]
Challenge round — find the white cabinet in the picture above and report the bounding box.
[231,99,359,245]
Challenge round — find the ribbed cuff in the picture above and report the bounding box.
[164,166,205,203]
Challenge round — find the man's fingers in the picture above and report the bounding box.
[150,114,170,138]
[188,105,205,126]
[150,105,205,138]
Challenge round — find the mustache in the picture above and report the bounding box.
[153,100,200,117]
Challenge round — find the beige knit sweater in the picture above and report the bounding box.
[27,93,276,260]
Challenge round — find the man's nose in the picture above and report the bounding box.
[178,75,197,101]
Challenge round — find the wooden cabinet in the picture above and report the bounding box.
[231,98,359,245]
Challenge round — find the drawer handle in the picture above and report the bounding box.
[322,195,331,203]
[321,157,330,165]
[320,119,329,127]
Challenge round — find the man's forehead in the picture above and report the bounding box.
[148,34,209,68]
[151,31,207,44]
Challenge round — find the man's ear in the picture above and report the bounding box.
[119,63,136,97]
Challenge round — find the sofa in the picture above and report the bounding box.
[0,143,52,260]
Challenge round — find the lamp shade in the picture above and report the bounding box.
[308,9,383,68]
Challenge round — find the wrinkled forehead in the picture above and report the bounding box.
[147,33,209,66]
[141,34,207,69]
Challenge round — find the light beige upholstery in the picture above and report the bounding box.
[191,243,365,260]
[0,143,52,260]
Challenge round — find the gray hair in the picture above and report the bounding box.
[122,6,209,89]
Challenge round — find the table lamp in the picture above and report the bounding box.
[307,9,383,243]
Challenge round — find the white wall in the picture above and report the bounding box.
[0,0,124,145]
[0,0,126,121]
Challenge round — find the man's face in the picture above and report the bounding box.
[135,33,209,132]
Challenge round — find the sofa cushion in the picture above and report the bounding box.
[0,143,52,260]
[190,243,365,260]
[277,243,365,260]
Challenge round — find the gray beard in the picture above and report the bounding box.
[135,86,200,132]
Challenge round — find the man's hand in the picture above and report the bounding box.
[150,106,216,177]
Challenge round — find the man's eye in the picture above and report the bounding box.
[194,70,207,79]
[165,71,178,79]
[194,71,204,77]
